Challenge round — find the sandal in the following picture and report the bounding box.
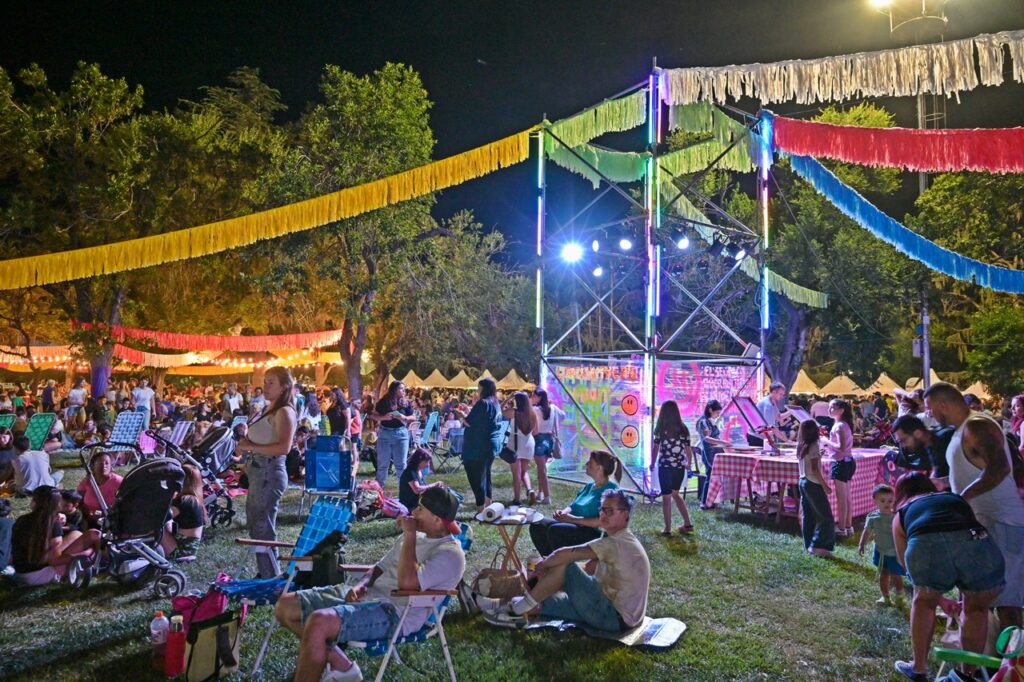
[660,530,672,537]
[678,524,695,534]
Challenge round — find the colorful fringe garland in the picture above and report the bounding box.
[545,91,647,149]
[545,139,648,189]
[112,344,219,368]
[771,114,1024,174]
[658,30,1024,106]
[659,138,754,175]
[788,154,1024,294]
[667,101,751,145]
[0,128,536,290]
[103,325,345,352]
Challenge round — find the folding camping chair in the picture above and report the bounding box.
[105,411,147,465]
[0,413,15,431]
[217,493,355,674]
[432,427,465,473]
[23,412,56,450]
[345,522,474,682]
[300,435,354,515]
[167,419,194,447]
[417,411,440,448]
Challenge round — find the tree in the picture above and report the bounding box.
[963,302,1024,397]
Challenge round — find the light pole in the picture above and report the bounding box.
[870,0,948,389]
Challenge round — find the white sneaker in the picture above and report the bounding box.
[475,594,504,615]
[322,661,363,682]
[481,608,526,628]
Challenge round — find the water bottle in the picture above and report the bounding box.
[149,610,169,671]
[164,615,187,677]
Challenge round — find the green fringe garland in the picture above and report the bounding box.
[546,91,648,149]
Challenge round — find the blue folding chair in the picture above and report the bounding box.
[105,411,146,464]
[217,493,355,674]
[345,523,474,682]
[418,411,440,447]
[301,435,354,515]
[432,427,465,473]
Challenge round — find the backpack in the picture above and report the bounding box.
[380,497,408,519]
[355,480,384,520]
[172,572,231,635]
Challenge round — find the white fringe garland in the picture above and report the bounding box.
[658,30,1024,106]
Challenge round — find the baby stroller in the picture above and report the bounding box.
[147,427,237,528]
[70,447,188,598]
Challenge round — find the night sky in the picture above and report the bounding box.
[2,1,1022,263]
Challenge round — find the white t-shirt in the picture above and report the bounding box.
[369,532,465,635]
[757,396,781,426]
[13,450,55,492]
[68,388,88,406]
[132,387,155,410]
[586,528,650,627]
[534,405,566,435]
[223,393,243,413]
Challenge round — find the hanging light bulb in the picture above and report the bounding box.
[592,266,604,278]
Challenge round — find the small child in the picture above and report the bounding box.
[858,484,905,605]
[60,490,84,533]
[399,447,442,512]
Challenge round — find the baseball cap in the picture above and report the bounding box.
[419,487,461,535]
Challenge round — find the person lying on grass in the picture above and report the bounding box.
[478,488,651,632]
[275,486,466,682]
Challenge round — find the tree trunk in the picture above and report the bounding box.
[770,298,809,393]
[152,367,168,393]
[79,284,126,400]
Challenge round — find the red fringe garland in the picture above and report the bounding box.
[773,116,1024,174]
[82,324,344,352]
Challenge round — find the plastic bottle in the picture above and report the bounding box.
[150,610,170,671]
[164,614,187,677]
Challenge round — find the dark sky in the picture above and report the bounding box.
[2,1,1022,263]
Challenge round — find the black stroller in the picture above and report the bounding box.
[147,426,237,528]
[70,449,188,598]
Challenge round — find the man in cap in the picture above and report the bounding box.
[277,487,466,682]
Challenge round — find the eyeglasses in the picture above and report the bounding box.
[599,507,625,515]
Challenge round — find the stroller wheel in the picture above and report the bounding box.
[211,509,233,528]
[68,556,93,589]
[152,570,186,599]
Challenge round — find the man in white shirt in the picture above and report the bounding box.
[276,487,466,682]
[131,378,157,429]
[222,383,244,421]
[478,488,651,632]
[754,382,792,446]
[3,436,62,494]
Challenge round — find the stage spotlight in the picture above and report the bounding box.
[723,243,747,260]
[592,266,604,277]
[734,248,746,260]
[591,239,601,253]
[560,242,584,263]
[618,237,633,251]
[707,240,725,258]
[676,235,690,250]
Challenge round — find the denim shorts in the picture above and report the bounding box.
[534,433,554,458]
[905,529,1006,594]
[297,584,400,643]
[830,458,856,482]
[657,465,687,494]
[539,562,626,632]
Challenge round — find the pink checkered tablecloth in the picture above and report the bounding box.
[706,450,886,520]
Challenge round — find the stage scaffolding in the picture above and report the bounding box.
[534,70,769,495]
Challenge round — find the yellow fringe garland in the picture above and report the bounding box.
[0,127,537,290]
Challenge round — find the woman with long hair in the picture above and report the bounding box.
[531,388,565,505]
[301,390,322,432]
[75,451,123,528]
[695,400,729,509]
[459,378,504,512]
[235,366,297,577]
[649,400,694,535]
[161,464,206,560]
[796,419,835,557]
[10,485,100,584]
[529,450,623,555]
[368,380,415,487]
[824,398,856,537]
[502,391,537,505]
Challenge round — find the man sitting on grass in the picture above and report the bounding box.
[478,488,651,632]
[275,487,466,682]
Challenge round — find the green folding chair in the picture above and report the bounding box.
[24,413,56,450]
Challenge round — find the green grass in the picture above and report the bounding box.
[0,464,925,681]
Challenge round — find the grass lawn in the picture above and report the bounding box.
[0,463,922,681]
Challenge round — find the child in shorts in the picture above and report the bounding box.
[858,484,905,605]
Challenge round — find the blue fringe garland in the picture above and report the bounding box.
[788,154,1024,294]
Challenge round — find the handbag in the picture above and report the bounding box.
[550,409,562,459]
[471,548,525,601]
[499,422,518,464]
[184,609,245,682]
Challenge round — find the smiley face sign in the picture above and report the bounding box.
[621,394,639,416]
[620,425,639,448]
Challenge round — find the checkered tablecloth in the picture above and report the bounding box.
[706,450,886,520]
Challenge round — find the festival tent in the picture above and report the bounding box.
[818,375,864,396]
[962,381,992,401]
[477,370,496,382]
[866,372,902,396]
[789,370,820,394]
[400,370,423,387]
[446,370,477,390]
[419,369,449,389]
[497,369,533,391]
[905,369,946,391]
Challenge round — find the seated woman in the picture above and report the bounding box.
[399,447,443,511]
[76,451,123,529]
[160,464,206,561]
[529,450,622,556]
[479,489,650,632]
[10,485,101,585]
